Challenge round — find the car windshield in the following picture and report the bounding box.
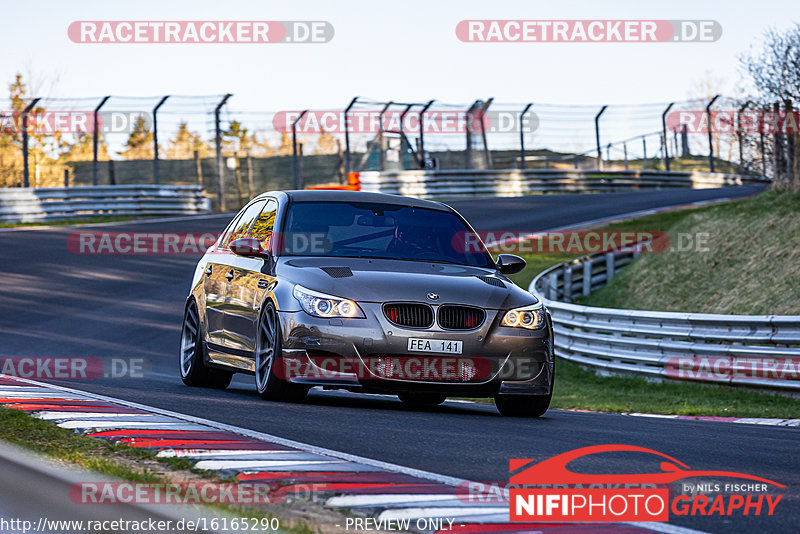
[282,201,493,268]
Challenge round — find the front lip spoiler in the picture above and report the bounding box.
[281,348,546,389]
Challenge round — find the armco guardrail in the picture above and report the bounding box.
[0,185,211,223]
[530,249,800,391]
[358,169,769,199]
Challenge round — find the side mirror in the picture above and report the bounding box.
[496,254,526,275]
[230,237,270,258]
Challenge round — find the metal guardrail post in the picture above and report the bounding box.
[594,105,608,170]
[661,102,674,171]
[92,96,111,186]
[152,95,170,185]
[292,110,309,189]
[21,98,41,188]
[214,93,232,211]
[343,97,359,175]
[706,95,721,172]
[582,261,592,296]
[605,252,615,281]
[519,103,533,169]
[548,272,558,301]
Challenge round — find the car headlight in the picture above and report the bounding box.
[501,304,546,329]
[292,285,364,318]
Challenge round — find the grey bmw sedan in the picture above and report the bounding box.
[180,190,554,416]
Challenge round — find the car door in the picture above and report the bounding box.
[224,198,279,355]
[219,199,267,355]
[203,208,248,348]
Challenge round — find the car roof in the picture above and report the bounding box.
[256,189,451,211]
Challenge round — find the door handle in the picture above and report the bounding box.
[225,270,235,281]
[204,266,213,276]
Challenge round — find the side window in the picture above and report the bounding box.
[249,199,278,250]
[222,200,266,248]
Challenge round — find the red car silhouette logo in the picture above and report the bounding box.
[510,444,785,487]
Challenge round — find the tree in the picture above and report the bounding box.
[166,121,209,159]
[741,24,800,104]
[223,120,256,154]
[61,132,109,162]
[315,128,337,155]
[118,115,154,159]
[740,24,800,191]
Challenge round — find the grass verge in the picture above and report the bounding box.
[499,191,799,418]
[0,215,144,229]
[578,191,800,314]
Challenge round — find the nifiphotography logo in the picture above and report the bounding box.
[508,444,784,522]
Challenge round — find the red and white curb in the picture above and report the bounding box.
[0,375,703,534]
[626,413,800,427]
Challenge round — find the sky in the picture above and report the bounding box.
[0,0,797,157]
[1,0,797,109]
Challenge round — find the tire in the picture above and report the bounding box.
[255,303,308,402]
[398,392,447,408]
[180,299,232,389]
[494,393,551,417]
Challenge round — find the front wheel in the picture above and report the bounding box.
[180,300,232,389]
[494,394,551,417]
[255,303,308,402]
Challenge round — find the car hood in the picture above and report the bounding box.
[276,256,536,310]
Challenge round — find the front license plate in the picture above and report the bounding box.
[407,338,463,354]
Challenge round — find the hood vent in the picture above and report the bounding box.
[320,266,353,278]
[477,275,506,288]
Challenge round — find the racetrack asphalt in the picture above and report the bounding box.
[1,185,796,533]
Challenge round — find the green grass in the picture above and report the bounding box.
[0,404,162,481]
[0,215,145,229]
[551,359,799,418]
[0,406,323,533]
[496,190,800,418]
[579,191,800,314]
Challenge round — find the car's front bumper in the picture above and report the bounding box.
[276,303,554,397]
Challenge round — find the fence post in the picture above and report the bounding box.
[519,103,533,169]
[21,97,41,188]
[642,136,648,170]
[418,100,434,168]
[737,101,751,172]
[108,159,116,185]
[480,98,494,169]
[64,168,69,187]
[92,96,110,186]
[623,143,629,170]
[292,110,309,189]
[343,97,359,175]
[246,152,254,198]
[706,94,720,172]
[194,150,203,185]
[152,95,170,185]
[214,93,232,211]
[661,102,674,171]
[594,105,608,170]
